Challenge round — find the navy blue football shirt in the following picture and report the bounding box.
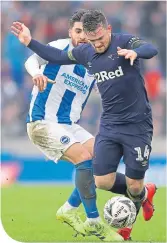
[28,33,158,134]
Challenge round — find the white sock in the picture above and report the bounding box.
[61,201,78,212]
[86,216,101,223]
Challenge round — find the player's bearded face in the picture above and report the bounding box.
[86,25,111,53]
[69,22,88,47]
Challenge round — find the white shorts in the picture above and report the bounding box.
[27,120,94,163]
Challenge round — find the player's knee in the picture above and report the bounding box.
[64,143,92,164]
[126,178,144,196]
[95,174,115,190]
[82,138,95,158]
[74,150,92,164]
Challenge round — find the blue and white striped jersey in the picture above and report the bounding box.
[26,39,96,124]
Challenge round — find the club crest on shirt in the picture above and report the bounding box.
[60,136,70,144]
[108,53,119,60]
[87,62,92,68]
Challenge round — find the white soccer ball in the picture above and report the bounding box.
[104,196,137,228]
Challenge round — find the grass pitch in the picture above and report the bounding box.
[1,185,166,242]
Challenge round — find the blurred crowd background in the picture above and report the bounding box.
[1,1,166,139]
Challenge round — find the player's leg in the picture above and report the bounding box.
[61,132,95,210]
[93,135,130,238]
[124,133,156,219]
[57,125,98,221]
[82,137,94,157]
[27,121,96,235]
[78,134,124,241]
[62,142,99,219]
[93,134,127,195]
[61,125,123,241]
[56,142,100,236]
[118,133,157,240]
[60,132,126,237]
[27,121,123,240]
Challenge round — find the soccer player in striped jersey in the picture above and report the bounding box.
[20,10,123,242]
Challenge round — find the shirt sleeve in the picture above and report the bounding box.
[123,35,158,59]
[125,35,148,49]
[28,39,78,65]
[71,44,90,66]
[25,53,48,77]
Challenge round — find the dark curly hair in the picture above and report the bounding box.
[69,9,88,28]
[81,10,108,33]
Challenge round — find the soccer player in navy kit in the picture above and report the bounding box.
[11,9,158,240]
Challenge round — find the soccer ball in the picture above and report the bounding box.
[104,196,136,228]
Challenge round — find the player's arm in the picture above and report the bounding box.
[11,22,84,66]
[28,39,78,65]
[25,53,47,77]
[117,35,158,65]
[25,54,50,92]
[126,36,158,59]
[28,39,89,66]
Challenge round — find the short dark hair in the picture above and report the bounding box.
[69,9,88,28]
[81,10,108,33]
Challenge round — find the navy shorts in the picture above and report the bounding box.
[93,131,152,180]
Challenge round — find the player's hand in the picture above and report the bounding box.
[33,74,56,92]
[11,22,32,46]
[33,74,48,92]
[117,47,137,66]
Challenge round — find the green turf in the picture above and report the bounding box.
[1,184,166,242]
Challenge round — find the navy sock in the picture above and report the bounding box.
[109,172,127,195]
[125,187,146,215]
[75,160,99,218]
[68,188,81,207]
